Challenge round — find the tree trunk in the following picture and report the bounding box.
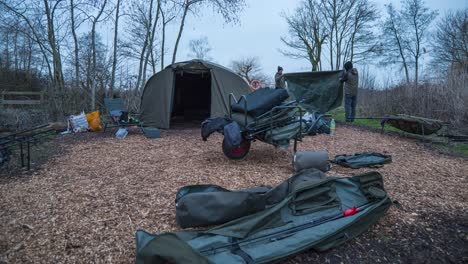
[2,2,55,82]
[142,0,161,91]
[5,33,10,70]
[172,0,189,64]
[414,16,420,85]
[43,0,65,92]
[110,0,121,96]
[135,0,154,92]
[13,31,18,70]
[160,9,175,70]
[151,48,156,74]
[70,0,80,88]
[91,0,108,110]
[390,15,410,84]
[161,15,166,70]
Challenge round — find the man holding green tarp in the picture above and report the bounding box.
[340,61,359,122]
[282,70,344,114]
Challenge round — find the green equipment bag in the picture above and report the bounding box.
[136,171,391,264]
[264,121,303,148]
[175,169,325,228]
[331,152,392,169]
[383,114,443,135]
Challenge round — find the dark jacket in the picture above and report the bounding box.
[340,68,359,96]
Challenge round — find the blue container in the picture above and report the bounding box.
[115,128,128,139]
[143,127,160,139]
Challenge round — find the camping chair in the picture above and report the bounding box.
[103,98,143,132]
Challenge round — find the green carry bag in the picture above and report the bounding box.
[136,171,391,264]
[175,169,326,228]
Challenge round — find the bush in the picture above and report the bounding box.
[357,69,467,133]
[0,107,50,132]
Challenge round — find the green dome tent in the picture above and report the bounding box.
[140,60,251,129]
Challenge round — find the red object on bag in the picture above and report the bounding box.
[343,206,359,217]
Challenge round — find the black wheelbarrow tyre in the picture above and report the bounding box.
[222,138,251,160]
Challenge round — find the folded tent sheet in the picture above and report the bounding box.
[136,171,391,264]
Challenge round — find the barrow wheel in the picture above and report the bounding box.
[222,137,251,160]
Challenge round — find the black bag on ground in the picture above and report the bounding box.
[331,152,392,169]
[201,117,232,141]
[293,151,330,172]
[223,121,241,149]
[231,88,289,117]
[175,168,326,228]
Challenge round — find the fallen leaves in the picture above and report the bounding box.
[0,125,467,263]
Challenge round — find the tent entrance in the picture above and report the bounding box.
[171,71,211,122]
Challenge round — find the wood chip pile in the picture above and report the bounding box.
[1,125,467,263]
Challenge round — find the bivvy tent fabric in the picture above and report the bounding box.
[136,170,392,264]
[140,60,251,129]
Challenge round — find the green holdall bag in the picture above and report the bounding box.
[136,171,391,264]
[175,168,326,228]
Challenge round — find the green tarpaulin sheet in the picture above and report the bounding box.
[284,71,344,113]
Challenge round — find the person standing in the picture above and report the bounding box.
[275,66,286,89]
[340,61,359,122]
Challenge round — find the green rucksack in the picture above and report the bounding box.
[136,171,391,264]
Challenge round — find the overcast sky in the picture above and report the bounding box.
[159,0,466,85]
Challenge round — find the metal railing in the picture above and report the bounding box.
[1,91,44,105]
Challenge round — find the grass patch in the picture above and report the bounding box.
[329,108,400,132]
[431,142,468,157]
[453,143,468,155]
[329,107,468,157]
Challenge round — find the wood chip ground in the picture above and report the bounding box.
[1,125,467,263]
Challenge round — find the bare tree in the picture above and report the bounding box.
[321,0,379,69]
[171,0,245,64]
[70,0,81,88]
[345,0,379,63]
[78,32,110,105]
[160,1,176,70]
[432,9,467,71]
[379,0,437,84]
[281,0,378,71]
[401,0,438,84]
[130,0,154,92]
[88,0,109,109]
[109,0,122,96]
[280,0,328,71]
[1,3,53,81]
[43,0,66,92]
[380,3,411,83]
[142,0,161,85]
[230,56,271,86]
[188,36,212,60]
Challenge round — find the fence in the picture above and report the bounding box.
[0,91,44,105]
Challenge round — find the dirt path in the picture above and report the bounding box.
[1,126,467,263]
